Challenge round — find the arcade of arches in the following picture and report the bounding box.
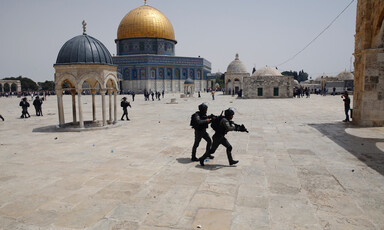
[0,80,21,93]
[54,65,119,128]
[354,0,384,126]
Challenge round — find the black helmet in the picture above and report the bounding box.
[224,108,235,118]
[198,103,208,113]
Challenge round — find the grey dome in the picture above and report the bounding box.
[56,34,113,65]
[184,78,194,85]
[227,53,248,74]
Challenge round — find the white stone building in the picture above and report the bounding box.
[225,54,250,95]
[243,66,293,98]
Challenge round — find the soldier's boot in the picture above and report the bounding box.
[191,152,199,162]
[0,115,4,121]
[199,152,210,166]
[227,147,239,166]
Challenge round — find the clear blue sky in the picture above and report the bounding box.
[0,0,357,82]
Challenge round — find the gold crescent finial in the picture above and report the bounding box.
[144,0,147,5]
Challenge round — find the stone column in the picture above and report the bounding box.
[100,89,106,126]
[108,90,112,122]
[91,89,96,121]
[71,89,77,123]
[56,89,65,126]
[113,90,117,123]
[77,90,84,128]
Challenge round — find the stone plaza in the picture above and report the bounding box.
[0,93,384,230]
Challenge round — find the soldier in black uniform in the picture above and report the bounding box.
[19,97,30,118]
[190,103,215,161]
[199,108,247,166]
[33,96,43,116]
[120,97,131,121]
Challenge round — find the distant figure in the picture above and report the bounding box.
[120,97,132,121]
[0,115,4,121]
[211,91,215,100]
[19,97,30,118]
[162,90,164,98]
[198,91,201,98]
[151,92,154,101]
[157,91,161,101]
[332,87,336,96]
[131,92,135,101]
[33,96,43,116]
[342,91,350,122]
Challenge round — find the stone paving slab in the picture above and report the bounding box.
[0,93,384,229]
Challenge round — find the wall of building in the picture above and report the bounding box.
[353,0,384,126]
[243,76,293,99]
[113,55,211,93]
[120,80,207,93]
[225,72,250,95]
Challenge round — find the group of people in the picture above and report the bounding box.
[19,96,43,119]
[143,90,164,101]
[294,87,310,98]
[190,103,248,166]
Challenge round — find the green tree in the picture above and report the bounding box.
[38,81,54,91]
[282,70,308,82]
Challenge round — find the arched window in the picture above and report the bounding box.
[167,68,172,79]
[175,69,180,80]
[190,69,195,80]
[124,69,131,80]
[140,69,146,80]
[151,69,156,79]
[159,69,164,79]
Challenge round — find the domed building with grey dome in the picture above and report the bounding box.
[54,21,119,129]
[224,53,250,95]
[243,66,293,98]
[311,71,354,95]
[113,2,211,93]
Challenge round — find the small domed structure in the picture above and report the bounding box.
[243,65,293,98]
[54,21,119,130]
[252,66,282,77]
[183,78,194,97]
[184,78,194,85]
[336,71,354,80]
[225,53,250,95]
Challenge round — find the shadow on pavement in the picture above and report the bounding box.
[309,122,384,176]
[195,164,233,171]
[176,158,194,164]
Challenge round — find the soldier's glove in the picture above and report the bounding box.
[239,124,249,133]
[208,114,217,120]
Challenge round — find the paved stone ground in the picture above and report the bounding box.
[0,93,384,230]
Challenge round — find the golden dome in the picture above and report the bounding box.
[117,5,176,43]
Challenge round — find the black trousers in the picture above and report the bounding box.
[201,133,234,163]
[192,129,211,158]
[121,109,129,120]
